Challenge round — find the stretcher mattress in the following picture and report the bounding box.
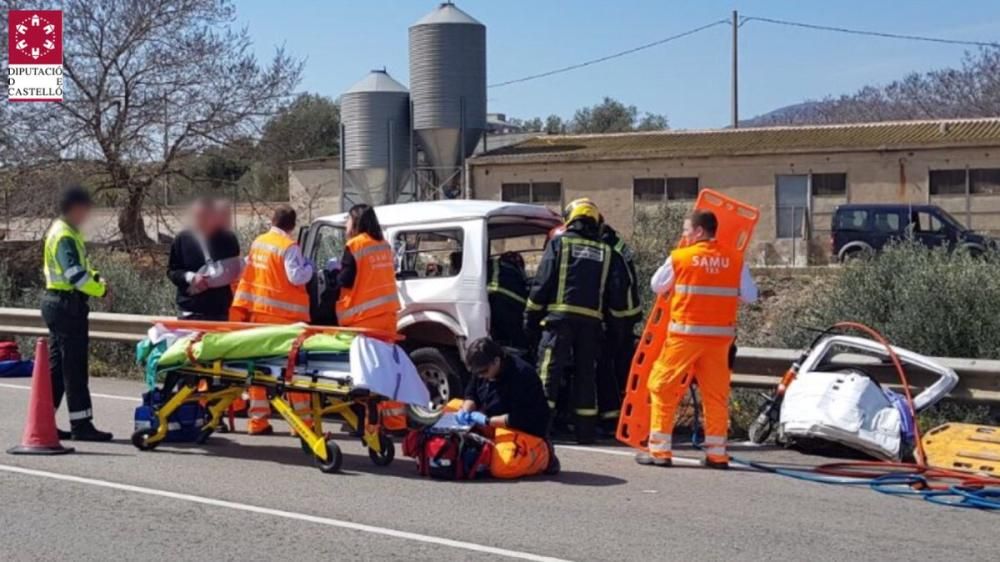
[149,324,431,407]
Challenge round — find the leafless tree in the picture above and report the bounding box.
[2,0,302,245]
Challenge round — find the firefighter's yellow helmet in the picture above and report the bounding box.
[563,198,600,225]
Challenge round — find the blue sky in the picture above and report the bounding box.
[237,1,1000,129]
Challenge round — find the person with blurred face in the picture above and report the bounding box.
[41,186,112,441]
[167,197,242,321]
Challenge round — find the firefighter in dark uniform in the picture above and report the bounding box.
[41,187,113,441]
[596,221,642,430]
[487,251,529,349]
[524,198,628,444]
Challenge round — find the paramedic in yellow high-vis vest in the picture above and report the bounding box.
[636,210,758,470]
[41,187,113,442]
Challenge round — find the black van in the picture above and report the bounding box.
[831,204,991,261]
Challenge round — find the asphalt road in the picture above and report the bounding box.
[0,378,996,562]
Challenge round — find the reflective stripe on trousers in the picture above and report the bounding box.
[703,435,727,458]
[69,408,93,421]
[648,431,672,453]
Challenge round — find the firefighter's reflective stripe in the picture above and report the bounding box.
[538,347,554,387]
[575,407,598,416]
[525,299,544,311]
[548,303,603,320]
[338,293,398,321]
[610,303,642,318]
[550,237,611,320]
[601,409,621,420]
[674,284,740,297]
[488,258,527,304]
[232,291,310,315]
[668,322,736,337]
[69,408,93,421]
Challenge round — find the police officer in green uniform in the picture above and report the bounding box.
[41,187,113,441]
[596,221,642,430]
[524,198,628,444]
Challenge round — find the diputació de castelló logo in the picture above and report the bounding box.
[8,10,64,102]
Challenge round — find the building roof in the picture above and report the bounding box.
[343,69,408,95]
[316,200,559,228]
[470,118,1000,165]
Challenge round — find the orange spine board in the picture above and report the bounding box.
[616,189,760,450]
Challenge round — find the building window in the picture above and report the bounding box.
[812,173,847,196]
[929,169,967,195]
[667,177,699,200]
[776,175,809,239]
[501,182,562,206]
[971,168,1000,195]
[632,177,699,204]
[633,178,665,203]
[930,168,1000,196]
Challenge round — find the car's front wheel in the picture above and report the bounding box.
[407,347,464,427]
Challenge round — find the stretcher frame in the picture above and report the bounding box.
[131,327,400,473]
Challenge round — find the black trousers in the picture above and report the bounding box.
[40,291,93,428]
[596,319,638,421]
[536,318,601,421]
[489,295,528,349]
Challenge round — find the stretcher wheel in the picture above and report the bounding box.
[131,428,159,451]
[316,439,343,473]
[368,434,395,467]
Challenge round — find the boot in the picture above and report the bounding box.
[544,440,561,475]
[635,452,672,467]
[574,416,597,445]
[58,428,72,440]
[71,421,113,442]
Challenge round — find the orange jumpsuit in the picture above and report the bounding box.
[647,240,744,464]
[336,233,405,430]
[231,229,313,435]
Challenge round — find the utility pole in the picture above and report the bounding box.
[731,10,739,128]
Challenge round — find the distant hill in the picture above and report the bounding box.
[740,101,828,127]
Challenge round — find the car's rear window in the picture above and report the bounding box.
[834,209,868,231]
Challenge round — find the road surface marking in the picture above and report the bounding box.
[0,384,706,465]
[0,383,140,402]
[555,444,702,466]
[0,464,571,562]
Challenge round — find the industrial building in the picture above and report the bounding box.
[467,118,1000,264]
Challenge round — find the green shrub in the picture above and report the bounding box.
[628,203,687,314]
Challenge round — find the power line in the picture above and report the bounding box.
[742,15,1000,49]
[487,19,729,88]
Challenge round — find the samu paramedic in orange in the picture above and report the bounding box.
[636,209,758,469]
[230,205,315,435]
[333,204,406,431]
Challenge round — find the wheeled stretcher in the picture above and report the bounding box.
[132,322,430,473]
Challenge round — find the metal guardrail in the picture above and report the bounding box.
[2,307,999,404]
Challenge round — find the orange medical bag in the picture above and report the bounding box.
[616,189,759,450]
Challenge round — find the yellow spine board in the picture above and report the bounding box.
[923,423,1000,475]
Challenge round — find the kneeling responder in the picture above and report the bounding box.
[231,205,315,435]
[334,204,405,430]
[597,220,642,430]
[525,198,628,444]
[637,210,758,469]
[458,337,559,478]
[41,187,113,441]
[487,252,529,349]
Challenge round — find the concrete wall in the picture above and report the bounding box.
[289,157,341,223]
[468,145,1000,265]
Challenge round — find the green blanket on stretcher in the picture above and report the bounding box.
[156,324,356,369]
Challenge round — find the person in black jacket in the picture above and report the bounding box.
[167,199,242,321]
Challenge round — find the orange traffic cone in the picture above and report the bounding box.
[7,338,74,455]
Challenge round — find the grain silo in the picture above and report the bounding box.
[339,69,411,206]
[409,1,486,197]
